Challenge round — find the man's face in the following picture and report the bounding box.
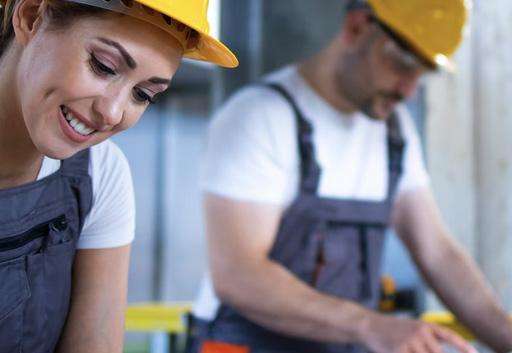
[336,17,430,120]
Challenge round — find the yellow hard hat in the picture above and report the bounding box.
[0,0,238,68]
[366,0,471,70]
[133,0,238,68]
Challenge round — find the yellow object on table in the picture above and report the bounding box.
[125,302,193,333]
[421,312,475,340]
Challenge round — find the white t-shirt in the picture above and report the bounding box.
[37,140,135,249]
[194,65,429,320]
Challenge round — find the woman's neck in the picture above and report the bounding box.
[0,47,44,189]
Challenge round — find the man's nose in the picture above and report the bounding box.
[395,72,422,99]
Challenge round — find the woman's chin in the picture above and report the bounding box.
[37,144,79,161]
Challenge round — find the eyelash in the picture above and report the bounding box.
[89,53,156,105]
[133,87,157,105]
[90,53,116,76]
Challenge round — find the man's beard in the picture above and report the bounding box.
[335,62,404,121]
[359,91,405,121]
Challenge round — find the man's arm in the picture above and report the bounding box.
[393,187,512,352]
[206,192,473,353]
[55,245,131,353]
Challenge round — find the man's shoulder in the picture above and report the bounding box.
[212,66,301,130]
[262,64,299,85]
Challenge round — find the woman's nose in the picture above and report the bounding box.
[92,89,127,130]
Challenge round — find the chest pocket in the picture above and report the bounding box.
[313,225,361,299]
[0,214,77,353]
[312,224,387,304]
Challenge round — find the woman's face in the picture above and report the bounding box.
[16,10,183,159]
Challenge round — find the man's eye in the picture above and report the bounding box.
[90,54,116,76]
[133,87,156,104]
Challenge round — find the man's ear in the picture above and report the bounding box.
[340,9,373,48]
[12,0,46,46]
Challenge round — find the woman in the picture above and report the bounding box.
[0,0,237,352]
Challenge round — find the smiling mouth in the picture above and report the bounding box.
[60,105,96,136]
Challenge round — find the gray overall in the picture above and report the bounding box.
[190,84,405,353]
[0,149,92,353]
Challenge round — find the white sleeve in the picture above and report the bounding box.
[201,86,298,204]
[396,106,430,195]
[77,140,136,249]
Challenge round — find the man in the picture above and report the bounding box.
[190,1,512,352]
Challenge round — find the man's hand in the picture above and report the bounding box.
[393,188,512,352]
[362,314,477,353]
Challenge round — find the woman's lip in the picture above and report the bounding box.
[58,107,94,144]
[63,105,101,131]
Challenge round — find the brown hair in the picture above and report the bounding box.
[0,0,106,56]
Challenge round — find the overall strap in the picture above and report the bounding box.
[60,148,93,231]
[356,113,404,300]
[385,113,405,201]
[60,149,91,177]
[264,83,321,194]
[353,112,403,301]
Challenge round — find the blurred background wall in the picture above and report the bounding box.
[425,0,512,309]
[117,0,512,349]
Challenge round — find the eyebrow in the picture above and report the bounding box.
[149,77,171,86]
[96,37,137,69]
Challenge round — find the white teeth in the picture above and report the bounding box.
[61,107,95,136]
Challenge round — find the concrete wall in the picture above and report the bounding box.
[426,0,512,310]
[473,0,512,304]
[218,0,345,98]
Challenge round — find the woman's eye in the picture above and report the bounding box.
[133,87,156,104]
[90,54,116,76]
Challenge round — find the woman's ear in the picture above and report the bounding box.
[12,0,46,46]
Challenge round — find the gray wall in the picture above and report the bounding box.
[218,0,345,98]
[426,0,512,312]
[112,93,211,303]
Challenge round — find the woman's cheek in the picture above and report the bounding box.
[118,114,141,132]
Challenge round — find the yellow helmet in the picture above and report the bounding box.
[129,0,238,68]
[0,0,238,68]
[366,0,471,70]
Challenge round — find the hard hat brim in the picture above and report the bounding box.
[0,0,240,68]
[135,0,239,68]
[366,0,468,72]
[185,31,239,68]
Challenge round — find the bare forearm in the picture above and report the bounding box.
[55,293,126,353]
[420,241,512,352]
[214,259,371,345]
[56,247,130,353]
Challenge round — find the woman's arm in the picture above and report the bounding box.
[55,245,131,353]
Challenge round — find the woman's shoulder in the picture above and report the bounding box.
[89,139,128,166]
[79,140,135,249]
[88,140,131,182]
[87,140,133,211]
